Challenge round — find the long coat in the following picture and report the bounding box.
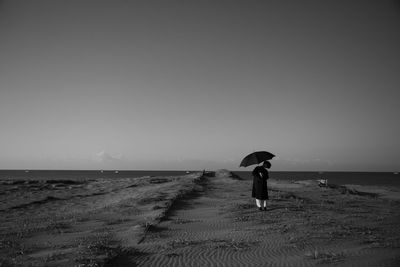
[252,166,269,200]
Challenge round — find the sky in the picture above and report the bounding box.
[0,0,399,171]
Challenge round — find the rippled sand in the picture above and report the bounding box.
[131,172,400,267]
[1,171,399,266]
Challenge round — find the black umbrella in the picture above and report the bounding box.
[239,151,275,167]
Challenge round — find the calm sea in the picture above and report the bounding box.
[234,171,400,188]
[0,170,190,181]
[0,170,399,188]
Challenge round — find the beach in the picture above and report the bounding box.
[1,171,399,266]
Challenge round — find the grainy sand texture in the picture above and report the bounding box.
[0,173,203,266]
[1,171,399,266]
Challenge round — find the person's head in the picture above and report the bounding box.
[262,161,271,169]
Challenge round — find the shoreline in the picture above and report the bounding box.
[2,169,399,188]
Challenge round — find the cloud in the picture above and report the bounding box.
[94,151,124,163]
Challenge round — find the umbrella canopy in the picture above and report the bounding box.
[239,151,275,167]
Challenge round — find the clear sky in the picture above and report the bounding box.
[0,0,399,171]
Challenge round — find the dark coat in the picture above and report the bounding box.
[251,166,269,200]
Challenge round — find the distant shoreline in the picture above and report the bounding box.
[1,169,399,188]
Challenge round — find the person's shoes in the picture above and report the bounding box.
[258,207,262,211]
[263,207,267,211]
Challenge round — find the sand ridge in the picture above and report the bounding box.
[0,173,205,266]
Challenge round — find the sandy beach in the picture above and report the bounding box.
[1,171,399,266]
[1,1,399,266]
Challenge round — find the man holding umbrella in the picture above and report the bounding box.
[239,151,274,211]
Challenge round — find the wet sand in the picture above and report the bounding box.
[1,171,399,266]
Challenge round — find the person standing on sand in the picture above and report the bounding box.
[252,161,270,211]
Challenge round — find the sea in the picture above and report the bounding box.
[235,171,400,188]
[0,170,189,181]
[0,170,399,188]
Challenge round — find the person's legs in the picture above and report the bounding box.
[255,199,262,208]
[263,200,267,211]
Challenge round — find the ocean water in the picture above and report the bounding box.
[0,170,399,188]
[234,171,400,188]
[0,170,190,181]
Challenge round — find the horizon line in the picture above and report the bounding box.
[0,169,398,173]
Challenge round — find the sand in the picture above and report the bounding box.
[1,171,399,266]
[0,173,203,266]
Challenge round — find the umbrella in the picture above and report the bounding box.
[239,151,275,167]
